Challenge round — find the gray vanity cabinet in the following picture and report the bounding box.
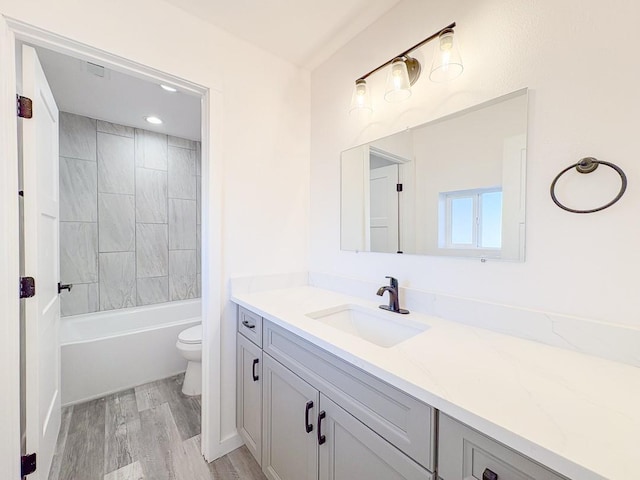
[262,353,319,480]
[237,332,263,464]
[437,414,567,480]
[262,352,432,480]
[318,394,433,480]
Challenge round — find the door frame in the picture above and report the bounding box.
[0,15,226,476]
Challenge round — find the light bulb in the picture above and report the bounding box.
[430,29,463,82]
[350,79,372,114]
[384,58,412,102]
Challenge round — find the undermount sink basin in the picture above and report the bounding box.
[305,304,429,348]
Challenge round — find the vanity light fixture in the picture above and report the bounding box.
[145,115,163,125]
[160,84,177,92]
[429,28,463,82]
[350,22,462,113]
[350,79,373,112]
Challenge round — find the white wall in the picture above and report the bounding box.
[310,0,640,328]
[1,0,310,458]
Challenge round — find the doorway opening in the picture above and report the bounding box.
[4,18,224,480]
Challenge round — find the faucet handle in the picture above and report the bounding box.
[385,276,398,288]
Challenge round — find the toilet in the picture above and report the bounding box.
[176,324,202,396]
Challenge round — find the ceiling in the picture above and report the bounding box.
[31,1,401,139]
[161,0,403,69]
[35,46,202,140]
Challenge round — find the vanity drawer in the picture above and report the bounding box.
[238,306,262,347]
[263,320,435,471]
[438,414,568,480]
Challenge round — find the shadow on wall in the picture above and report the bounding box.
[58,112,202,316]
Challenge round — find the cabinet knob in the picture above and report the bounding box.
[242,319,256,329]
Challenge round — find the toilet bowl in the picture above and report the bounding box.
[176,324,202,396]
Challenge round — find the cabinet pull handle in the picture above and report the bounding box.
[252,358,259,381]
[242,319,256,329]
[317,411,326,445]
[304,401,314,433]
[482,468,498,480]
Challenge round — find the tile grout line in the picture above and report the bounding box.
[134,128,138,308]
[95,119,101,312]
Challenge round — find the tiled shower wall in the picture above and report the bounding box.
[59,112,201,316]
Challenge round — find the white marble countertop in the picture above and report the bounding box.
[232,286,640,480]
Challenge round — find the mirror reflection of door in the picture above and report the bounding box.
[369,162,399,253]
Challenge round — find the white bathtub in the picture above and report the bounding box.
[60,299,201,405]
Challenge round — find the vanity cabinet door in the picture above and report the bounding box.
[237,334,263,464]
[262,353,320,480]
[437,414,567,480]
[319,394,432,480]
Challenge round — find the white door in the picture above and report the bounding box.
[369,164,399,253]
[22,44,61,480]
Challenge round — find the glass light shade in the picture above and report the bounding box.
[350,79,372,114]
[384,58,412,102]
[429,30,463,82]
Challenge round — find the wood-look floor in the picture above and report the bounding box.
[49,374,266,480]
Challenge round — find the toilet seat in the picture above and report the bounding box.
[178,325,202,345]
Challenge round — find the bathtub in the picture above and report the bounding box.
[60,299,201,405]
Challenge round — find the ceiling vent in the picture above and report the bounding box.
[86,62,105,78]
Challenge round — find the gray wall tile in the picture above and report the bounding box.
[135,129,168,170]
[168,147,196,200]
[136,168,167,223]
[60,113,201,314]
[137,277,169,306]
[169,250,197,301]
[99,194,135,252]
[60,157,97,222]
[60,283,99,317]
[97,120,134,138]
[99,252,136,311]
[195,141,201,176]
[60,112,96,161]
[168,135,196,150]
[60,222,98,284]
[137,224,168,278]
[169,199,196,250]
[98,132,135,194]
[196,228,201,274]
[196,181,201,226]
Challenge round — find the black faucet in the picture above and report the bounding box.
[377,276,409,314]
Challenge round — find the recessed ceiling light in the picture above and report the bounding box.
[145,116,163,125]
[160,84,177,92]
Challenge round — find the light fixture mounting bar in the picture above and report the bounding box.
[357,22,456,81]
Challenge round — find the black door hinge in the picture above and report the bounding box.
[20,277,36,299]
[21,453,36,476]
[396,183,403,192]
[17,95,33,119]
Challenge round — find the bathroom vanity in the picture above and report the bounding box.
[231,285,637,480]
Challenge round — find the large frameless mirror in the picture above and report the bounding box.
[341,89,528,260]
